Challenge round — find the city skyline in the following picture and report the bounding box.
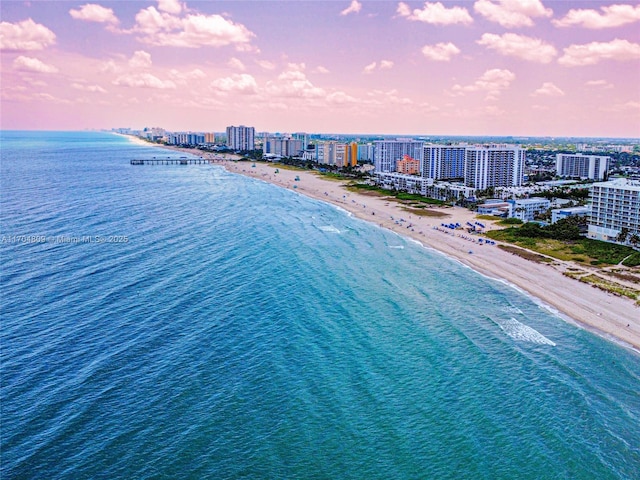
[1,0,639,137]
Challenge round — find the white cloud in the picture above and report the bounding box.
[69,4,119,25]
[13,56,59,73]
[421,42,460,61]
[558,39,640,66]
[158,0,183,15]
[473,0,552,28]
[380,60,394,70]
[113,73,176,89]
[72,83,108,93]
[585,79,614,89]
[326,91,358,104]
[0,18,56,51]
[227,57,246,71]
[553,4,640,29]
[134,6,255,49]
[340,0,362,16]
[363,61,377,74]
[169,68,206,81]
[451,68,515,100]
[128,50,153,69]
[532,82,564,97]
[265,64,325,98]
[601,101,640,112]
[211,73,258,94]
[256,60,276,70]
[477,33,557,63]
[396,2,473,25]
[313,65,330,74]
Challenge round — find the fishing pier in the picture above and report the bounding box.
[130,157,212,165]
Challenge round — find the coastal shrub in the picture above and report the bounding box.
[500,218,523,225]
[622,253,640,267]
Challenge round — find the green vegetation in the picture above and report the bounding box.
[565,273,639,303]
[486,217,640,266]
[498,218,523,225]
[345,183,447,206]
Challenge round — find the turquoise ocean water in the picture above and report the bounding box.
[1,131,639,479]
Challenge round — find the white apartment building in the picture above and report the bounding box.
[264,137,304,157]
[422,144,466,180]
[316,141,346,167]
[551,206,590,224]
[556,153,609,181]
[374,140,424,173]
[464,145,525,190]
[226,125,255,151]
[588,178,640,243]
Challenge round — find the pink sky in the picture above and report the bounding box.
[1,0,639,137]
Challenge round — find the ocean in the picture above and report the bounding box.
[1,131,639,479]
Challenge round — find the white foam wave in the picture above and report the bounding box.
[497,317,556,346]
[318,225,340,233]
[388,245,404,249]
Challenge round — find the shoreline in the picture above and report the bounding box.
[133,141,640,352]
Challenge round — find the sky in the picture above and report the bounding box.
[1,0,639,137]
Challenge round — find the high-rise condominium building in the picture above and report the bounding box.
[588,178,640,243]
[422,145,466,180]
[374,140,424,173]
[226,125,255,151]
[464,145,525,190]
[556,153,609,181]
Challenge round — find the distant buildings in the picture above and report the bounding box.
[264,136,305,157]
[556,153,609,181]
[588,178,640,244]
[226,125,255,151]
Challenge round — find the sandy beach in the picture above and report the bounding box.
[139,143,640,352]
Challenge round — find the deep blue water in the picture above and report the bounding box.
[1,131,639,479]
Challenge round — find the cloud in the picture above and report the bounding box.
[113,73,176,89]
[227,57,246,71]
[396,2,473,25]
[553,4,640,29]
[256,60,276,70]
[585,79,614,89]
[362,60,393,73]
[158,0,183,15]
[558,39,640,66]
[265,64,326,98]
[477,33,557,63]
[451,68,515,100]
[128,50,153,69]
[473,0,552,28]
[134,6,255,49]
[421,42,460,61]
[340,0,362,16]
[69,4,119,25]
[326,91,358,104]
[13,56,59,73]
[72,83,108,93]
[363,61,377,74]
[169,68,206,81]
[211,73,258,94]
[532,82,564,97]
[0,18,56,51]
[313,65,330,74]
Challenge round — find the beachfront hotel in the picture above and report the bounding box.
[422,145,466,180]
[556,153,610,181]
[226,125,255,151]
[373,140,424,173]
[464,145,525,190]
[588,178,640,244]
